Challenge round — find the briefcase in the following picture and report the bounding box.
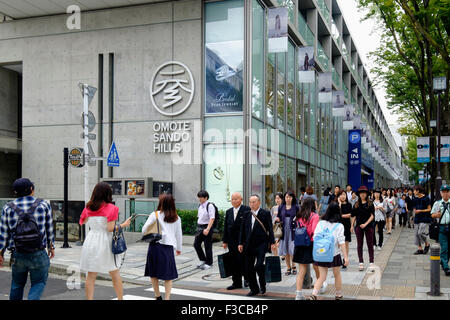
[265,255,282,283]
[218,252,233,278]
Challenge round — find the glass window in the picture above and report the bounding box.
[252,0,264,119]
[287,42,295,136]
[204,144,244,209]
[265,170,274,209]
[204,116,243,143]
[266,53,276,126]
[251,145,263,198]
[205,0,244,114]
[287,157,295,191]
[277,53,286,131]
[303,83,309,145]
[276,155,286,192]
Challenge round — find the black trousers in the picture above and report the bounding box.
[194,227,213,266]
[373,220,386,247]
[399,212,408,226]
[229,246,246,287]
[244,246,266,293]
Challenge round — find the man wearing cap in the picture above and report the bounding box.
[0,178,55,300]
[431,185,450,276]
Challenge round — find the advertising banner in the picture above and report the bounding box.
[438,136,450,162]
[332,91,345,116]
[417,137,430,163]
[298,46,315,83]
[268,7,288,53]
[318,72,332,103]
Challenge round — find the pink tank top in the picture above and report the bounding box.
[79,203,119,225]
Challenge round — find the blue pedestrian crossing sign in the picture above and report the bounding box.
[107,142,120,167]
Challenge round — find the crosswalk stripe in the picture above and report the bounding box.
[113,295,154,300]
[145,287,271,300]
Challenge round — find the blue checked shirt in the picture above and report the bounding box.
[0,196,54,252]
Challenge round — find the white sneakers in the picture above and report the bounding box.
[197,262,205,269]
[320,281,328,294]
[201,264,212,270]
[377,246,382,251]
[368,263,375,272]
[295,290,306,300]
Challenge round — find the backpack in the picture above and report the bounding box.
[7,199,44,253]
[199,202,219,232]
[313,222,340,263]
[294,219,311,246]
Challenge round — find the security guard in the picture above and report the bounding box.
[431,184,450,276]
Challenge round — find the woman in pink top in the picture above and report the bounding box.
[292,198,321,300]
[79,182,131,300]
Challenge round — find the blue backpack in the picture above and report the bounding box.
[294,214,316,246]
[313,222,340,262]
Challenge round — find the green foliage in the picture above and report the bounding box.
[403,136,425,183]
[177,209,225,236]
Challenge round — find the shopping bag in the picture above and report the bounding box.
[217,252,233,278]
[265,255,282,283]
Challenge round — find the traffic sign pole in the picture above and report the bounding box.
[83,85,90,242]
[62,148,70,248]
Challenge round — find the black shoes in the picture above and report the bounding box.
[246,290,260,296]
[423,245,430,254]
[156,296,163,300]
[244,280,249,288]
[445,269,450,277]
[414,249,424,255]
[227,285,242,290]
[260,286,266,294]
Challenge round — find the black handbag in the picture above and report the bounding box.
[265,255,282,283]
[217,252,233,278]
[141,211,163,243]
[430,202,449,241]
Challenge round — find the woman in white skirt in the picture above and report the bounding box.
[79,182,131,300]
[142,193,182,300]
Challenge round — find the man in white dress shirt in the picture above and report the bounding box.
[194,190,215,270]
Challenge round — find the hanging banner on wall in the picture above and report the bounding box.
[268,7,288,53]
[417,136,430,163]
[332,91,345,116]
[348,129,362,191]
[298,46,315,83]
[342,105,355,129]
[352,115,361,130]
[438,136,450,162]
[318,72,332,103]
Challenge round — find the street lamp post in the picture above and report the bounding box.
[433,76,447,201]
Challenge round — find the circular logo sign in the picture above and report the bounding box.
[349,131,361,144]
[150,61,195,117]
[69,148,84,168]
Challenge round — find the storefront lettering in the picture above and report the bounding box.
[153,121,191,153]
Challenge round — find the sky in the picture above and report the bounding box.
[336,0,403,148]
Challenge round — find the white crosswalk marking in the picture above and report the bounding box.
[145,287,272,300]
[113,295,154,300]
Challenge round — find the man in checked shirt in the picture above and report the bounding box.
[0,178,55,300]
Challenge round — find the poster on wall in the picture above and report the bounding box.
[125,180,145,196]
[342,105,355,130]
[298,46,315,83]
[318,72,332,103]
[268,7,288,53]
[417,136,430,163]
[332,91,345,116]
[205,0,244,113]
[352,115,361,130]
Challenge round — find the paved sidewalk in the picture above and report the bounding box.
[1,226,449,300]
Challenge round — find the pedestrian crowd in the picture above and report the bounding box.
[1,178,449,301]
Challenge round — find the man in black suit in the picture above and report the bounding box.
[222,192,250,290]
[238,194,276,296]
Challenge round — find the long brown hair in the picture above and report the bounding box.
[86,182,113,211]
[157,193,178,223]
[296,197,315,221]
[354,191,373,208]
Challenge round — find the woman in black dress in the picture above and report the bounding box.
[338,191,352,270]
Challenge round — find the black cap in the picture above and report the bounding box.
[12,178,34,197]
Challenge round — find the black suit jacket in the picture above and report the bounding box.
[239,208,275,252]
[222,205,250,249]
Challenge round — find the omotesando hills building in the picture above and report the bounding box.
[0,0,407,226]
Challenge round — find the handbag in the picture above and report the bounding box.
[141,211,162,243]
[217,252,233,278]
[265,255,282,283]
[112,222,127,268]
[430,202,449,241]
[273,222,283,239]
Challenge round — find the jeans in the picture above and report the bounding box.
[373,220,386,247]
[355,226,375,263]
[10,250,50,300]
[439,225,449,270]
[194,226,213,266]
[399,212,408,226]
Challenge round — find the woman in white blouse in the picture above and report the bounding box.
[373,190,387,250]
[142,194,182,300]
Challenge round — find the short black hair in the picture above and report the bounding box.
[300,187,306,192]
[335,185,341,189]
[197,190,209,199]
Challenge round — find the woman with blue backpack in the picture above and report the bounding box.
[292,198,321,300]
[318,188,330,217]
[309,202,348,300]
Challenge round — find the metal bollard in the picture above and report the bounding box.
[303,264,312,289]
[428,244,442,296]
